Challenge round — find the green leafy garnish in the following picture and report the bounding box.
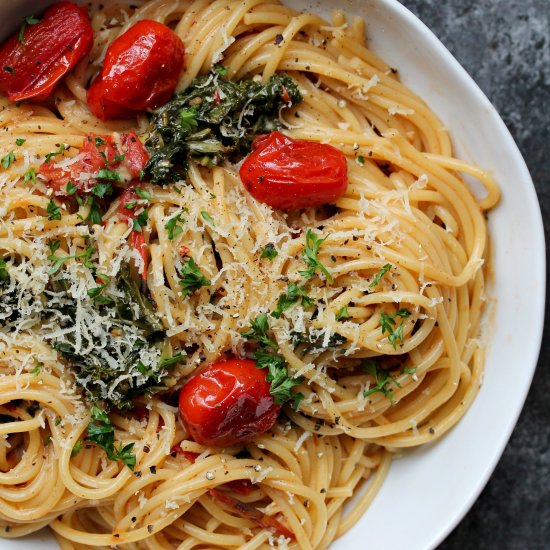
[3,66,14,75]
[87,274,113,304]
[15,138,26,146]
[91,182,113,199]
[96,168,121,182]
[71,440,83,457]
[44,144,66,163]
[46,199,62,221]
[356,155,365,165]
[18,15,39,46]
[336,306,350,321]
[299,229,333,282]
[132,210,148,233]
[380,308,411,349]
[135,188,152,201]
[86,405,136,470]
[86,198,102,225]
[271,282,313,319]
[254,348,304,409]
[241,313,277,349]
[31,360,41,376]
[144,71,302,184]
[178,257,211,296]
[66,181,78,195]
[24,167,36,183]
[47,245,94,276]
[261,244,278,261]
[363,360,400,404]
[214,65,228,76]
[1,151,15,169]
[165,212,185,240]
[370,263,392,288]
[0,259,9,282]
[201,211,214,226]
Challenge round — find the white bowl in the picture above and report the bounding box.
[0,1,544,549]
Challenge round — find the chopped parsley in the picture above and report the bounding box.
[86,405,136,470]
[165,212,185,240]
[1,151,15,169]
[299,229,333,282]
[66,181,78,195]
[261,243,278,261]
[0,259,9,282]
[18,15,40,46]
[201,211,214,226]
[380,308,411,349]
[44,144,66,163]
[336,306,350,321]
[46,199,62,221]
[178,257,211,296]
[15,138,26,146]
[3,66,14,75]
[356,155,365,165]
[132,210,148,233]
[271,282,313,319]
[71,440,83,457]
[31,360,41,376]
[47,245,94,276]
[23,167,37,184]
[91,182,113,199]
[96,168,121,182]
[370,263,392,288]
[135,188,152,201]
[87,198,102,225]
[87,274,113,304]
[241,313,276,349]
[363,360,400,404]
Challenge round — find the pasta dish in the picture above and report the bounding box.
[0,1,500,548]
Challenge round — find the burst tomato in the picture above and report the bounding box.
[87,20,185,120]
[239,131,348,210]
[39,131,148,195]
[0,2,93,102]
[178,358,279,447]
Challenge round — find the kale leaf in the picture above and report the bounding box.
[144,71,302,184]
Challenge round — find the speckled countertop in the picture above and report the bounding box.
[397,1,549,548]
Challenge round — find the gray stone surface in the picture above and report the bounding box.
[398,1,550,548]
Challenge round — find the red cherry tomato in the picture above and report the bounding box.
[0,2,93,102]
[178,358,279,447]
[87,20,185,120]
[39,131,149,196]
[239,131,348,210]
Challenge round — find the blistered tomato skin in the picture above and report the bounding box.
[178,358,280,447]
[0,2,93,102]
[239,131,348,210]
[87,20,185,120]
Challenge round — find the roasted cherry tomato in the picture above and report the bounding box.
[87,20,185,120]
[39,131,149,195]
[178,358,279,447]
[0,2,93,102]
[239,131,348,210]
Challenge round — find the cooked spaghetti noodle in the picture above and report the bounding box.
[0,1,499,548]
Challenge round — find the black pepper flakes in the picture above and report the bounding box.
[274,34,284,45]
[149,466,157,474]
[143,445,150,453]
[147,525,154,534]
[134,470,142,477]
[429,427,435,435]
[131,516,137,522]
[320,488,326,493]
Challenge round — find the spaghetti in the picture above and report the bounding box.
[0,1,499,548]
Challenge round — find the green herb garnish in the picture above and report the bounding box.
[261,244,278,261]
[0,259,9,282]
[3,66,14,75]
[241,313,277,349]
[47,245,94,276]
[164,212,185,240]
[271,282,313,319]
[370,263,392,288]
[86,405,136,470]
[132,210,148,233]
[299,229,333,282]
[379,308,411,349]
[46,199,62,221]
[201,211,214,226]
[336,306,350,321]
[1,151,15,169]
[15,138,26,146]
[23,167,36,183]
[18,15,39,46]
[178,257,210,296]
[363,360,400,404]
